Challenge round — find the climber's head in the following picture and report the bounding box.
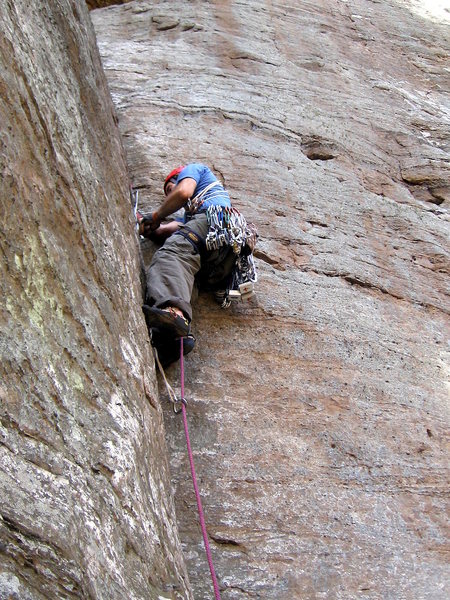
[164,166,185,196]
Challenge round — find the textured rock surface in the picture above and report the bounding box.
[93,1,450,598]
[0,1,190,598]
[86,0,132,10]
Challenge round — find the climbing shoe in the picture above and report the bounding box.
[142,305,190,337]
[152,330,196,368]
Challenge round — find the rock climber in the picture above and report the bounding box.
[139,163,241,365]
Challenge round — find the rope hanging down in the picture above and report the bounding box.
[179,339,222,599]
[154,341,221,599]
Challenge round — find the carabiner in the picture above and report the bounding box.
[173,397,187,414]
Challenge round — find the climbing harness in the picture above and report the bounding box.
[174,228,205,256]
[154,341,222,599]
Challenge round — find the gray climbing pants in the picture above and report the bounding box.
[146,213,236,320]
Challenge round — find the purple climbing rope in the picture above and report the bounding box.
[180,338,222,600]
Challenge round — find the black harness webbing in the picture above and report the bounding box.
[175,229,205,256]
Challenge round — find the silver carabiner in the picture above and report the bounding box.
[173,397,187,414]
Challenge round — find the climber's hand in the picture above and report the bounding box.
[138,212,161,237]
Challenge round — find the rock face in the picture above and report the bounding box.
[86,0,132,10]
[0,1,190,598]
[92,1,449,599]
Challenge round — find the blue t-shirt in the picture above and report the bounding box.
[176,164,231,215]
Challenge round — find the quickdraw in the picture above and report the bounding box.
[172,396,187,415]
[152,344,181,412]
[206,205,258,305]
[205,206,249,254]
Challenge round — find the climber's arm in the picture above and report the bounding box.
[138,178,197,237]
[146,220,181,243]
